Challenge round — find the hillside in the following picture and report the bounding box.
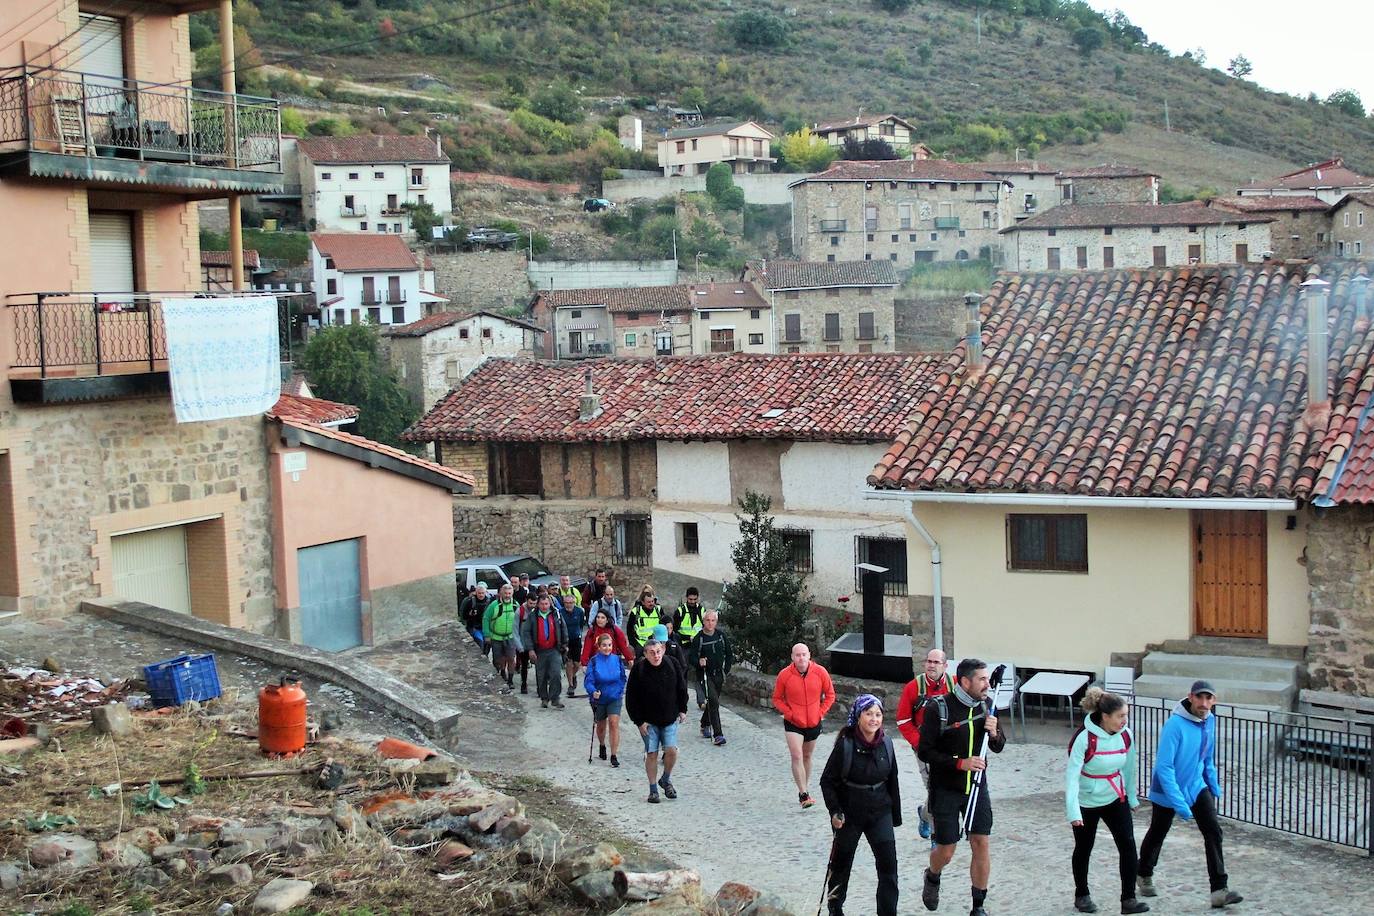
[221,0,1374,191]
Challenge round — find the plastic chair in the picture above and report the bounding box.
[1105,665,1136,701]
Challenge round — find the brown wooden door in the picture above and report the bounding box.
[1193,511,1267,638]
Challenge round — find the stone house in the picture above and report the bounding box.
[971,160,1061,220]
[0,0,282,629]
[744,260,899,354]
[202,249,263,291]
[810,114,923,154]
[298,134,452,234]
[657,121,775,177]
[1057,165,1160,206]
[1328,193,1374,259]
[789,160,1012,265]
[1238,157,1374,206]
[311,233,444,328]
[530,287,674,359]
[1206,196,1332,260]
[382,310,544,412]
[404,352,944,620]
[866,261,1373,696]
[1001,203,1273,272]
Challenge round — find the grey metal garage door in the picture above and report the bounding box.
[297,539,362,651]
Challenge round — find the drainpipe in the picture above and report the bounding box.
[900,499,944,652]
[220,0,243,291]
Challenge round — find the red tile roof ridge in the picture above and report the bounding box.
[267,393,360,425]
[278,416,475,488]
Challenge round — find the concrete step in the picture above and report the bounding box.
[1132,673,1296,711]
[1141,652,1299,685]
[1150,637,1304,662]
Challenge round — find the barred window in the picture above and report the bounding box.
[855,536,907,595]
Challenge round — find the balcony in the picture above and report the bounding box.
[6,290,305,404]
[340,205,368,218]
[819,219,847,232]
[709,338,742,353]
[361,294,382,305]
[385,292,407,305]
[0,66,282,197]
[934,217,961,229]
[380,206,406,216]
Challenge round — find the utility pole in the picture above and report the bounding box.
[1164,97,1171,132]
[220,0,243,291]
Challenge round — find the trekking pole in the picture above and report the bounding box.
[588,710,596,765]
[816,823,840,916]
[962,665,1007,837]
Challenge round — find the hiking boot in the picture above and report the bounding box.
[1209,889,1242,908]
[701,726,712,739]
[917,804,932,839]
[921,868,940,911]
[609,754,620,768]
[520,686,528,695]
[714,735,727,746]
[657,775,677,799]
[567,687,576,698]
[1136,877,1157,898]
[970,909,988,916]
[1075,895,1098,913]
[552,700,565,709]
[540,699,548,708]
[647,787,660,804]
[1121,900,1150,914]
[799,792,815,808]
[599,744,607,760]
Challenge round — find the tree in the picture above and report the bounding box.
[841,136,898,161]
[299,324,419,448]
[705,162,744,211]
[779,126,839,173]
[1072,26,1103,57]
[729,11,788,49]
[1227,54,1253,78]
[530,80,583,125]
[1325,89,1365,118]
[679,86,706,111]
[722,492,811,672]
[401,201,441,241]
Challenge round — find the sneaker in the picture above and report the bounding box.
[657,775,677,799]
[713,735,727,746]
[567,688,576,698]
[1209,890,1242,908]
[552,700,565,709]
[599,744,607,760]
[540,699,548,708]
[1136,877,1157,899]
[647,788,660,804]
[799,792,815,809]
[1075,895,1098,913]
[921,868,940,911]
[701,726,712,739]
[917,804,932,839]
[1121,900,1150,914]
[610,754,620,768]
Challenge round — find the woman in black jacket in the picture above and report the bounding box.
[818,694,902,916]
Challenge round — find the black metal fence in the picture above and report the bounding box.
[1131,697,1373,853]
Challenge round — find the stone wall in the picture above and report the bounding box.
[528,259,679,290]
[452,497,654,582]
[602,174,794,206]
[1266,209,1332,260]
[895,292,965,352]
[1306,506,1374,696]
[1006,222,1274,272]
[723,667,898,721]
[428,250,529,312]
[1069,176,1156,205]
[371,571,457,645]
[1332,199,1374,259]
[776,286,897,353]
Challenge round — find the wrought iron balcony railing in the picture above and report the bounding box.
[819,219,847,232]
[0,65,281,171]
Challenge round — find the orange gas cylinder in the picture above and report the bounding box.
[258,676,307,756]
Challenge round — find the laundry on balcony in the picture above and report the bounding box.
[161,296,282,423]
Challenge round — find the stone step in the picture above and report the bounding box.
[1132,673,1296,711]
[1141,652,1299,685]
[1150,637,1304,662]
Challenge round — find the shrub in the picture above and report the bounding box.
[722,493,811,673]
[729,11,788,49]
[530,79,584,125]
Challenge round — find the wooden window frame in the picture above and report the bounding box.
[1006,513,1088,573]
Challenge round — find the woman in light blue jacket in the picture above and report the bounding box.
[1065,687,1149,915]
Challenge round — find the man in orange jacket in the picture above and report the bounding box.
[896,647,953,842]
[772,642,835,809]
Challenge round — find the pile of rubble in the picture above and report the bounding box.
[1,665,137,727]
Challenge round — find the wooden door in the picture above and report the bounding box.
[1193,511,1267,638]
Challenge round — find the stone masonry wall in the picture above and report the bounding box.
[1332,199,1374,259]
[777,287,896,353]
[1307,505,1374,697]
[429,250,529,312]
[1268,209,1332,260]
[1008,223,1274,272]
[1069,176,1156,206]
[452,497,654,582]
[895,292,965,352]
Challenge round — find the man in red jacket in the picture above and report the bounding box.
[896,648,953,842]
[772,642,835,809]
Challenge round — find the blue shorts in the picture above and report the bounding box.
[592,698,622,721]
[641,722,678,754]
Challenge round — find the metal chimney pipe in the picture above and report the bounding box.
[964,291,984,374]
[1303,277,1331,407]
[1353,274,1371,323]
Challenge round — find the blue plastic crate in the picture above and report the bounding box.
[142,653,222,708]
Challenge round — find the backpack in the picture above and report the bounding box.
[1069,726,1131,764]
[917,673,956,698]
[840,734,896,783]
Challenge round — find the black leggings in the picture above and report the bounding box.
[1071,799,1138,901]
[1138,788,1227,892]
[826,805,898,916]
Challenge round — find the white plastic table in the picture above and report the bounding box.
[1018,671,1090,726]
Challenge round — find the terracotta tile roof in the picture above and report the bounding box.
[278,417,475,490]
[688,282,769,310]
[1239,157,1373,192]
[813,113,915,133]
[282,373,310,397]
[1314,370,1374,506]
[200,249,261,269]
[751,260,899,290]
[405,352,950,444]
[535,285,694,314]
[791,159,1003,186]
[311,233,420,271]
[267,393,359,425]
[870,262,1374,499]
[663,121,772,141]
[297,135,448,164]
[1210,195,1329,213]
[384,310,545,337]
[1005,202,1270,233]
[1058,164,1159,179]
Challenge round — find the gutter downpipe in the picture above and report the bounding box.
[900,499,943,652]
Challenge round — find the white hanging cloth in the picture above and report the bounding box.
[161,296,281,422]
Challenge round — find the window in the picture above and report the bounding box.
[333,308,344,325]
[864,254,872,261]
[859,343,873,352]
[613,516,650,566]
[825,344,840,352]
[459,327,470,339]
[1047,248,1061,270]
[691,139,698,150]
[1076,246,1087,269]
[1344,212,1351,227]
[676,141,686,153]
[343,194,356,212]
[899,203,912,229]
[982,211,992,229]
[570,309,582,318]
[750,309,761,319]
[830,236,840,247]
[481,327,492,338]
[1151,226,1161,234]
[655,332,673,355]
[362,276,377,304]
[410,168,424,186]
[891,234,899,243]
[958,230,967,238]
[909,234,917,242]
[1102,246,1114,268]
[865,205,878,230]
[827,255,836,262]
[1104,226,1114,236]
[374,171,384,179]
[394,223,402,233]
[348,172,359,180]
[785,290,799,300]
[568,331,584,354]
[326,278,337,295]
[1153,245,1167,267]
[1236,243,1250,261]
[709,328,735,353]
[391,306,405,324]
[787,346,800,353]
[856,287,872,296]
[1048,228,1057,237]
[360,222,368,230]
[377,224,387,233]
[955,249,969,261]
[1188,244,1201,262]
[1062,183,1072,201]
[1359,241,1365,256]
[889,253,898,261]
[367,306,381,323]
[1007,514,1088,573]
[857,311,876,340]
[1361,212,1366,227]
[855,536,907,595]
[325,257,335,269]
[676,522,700,556]
[783,313,802,342]
[779,529,814,572]
[624,332,637,347]
[748,332,764,345]
[867,234,875,242]
[823,313,841,341]
[929,232,938,241]
[1188,225,1199,234]
[489,443,543,496]
[826,287,840,298]
[321,172,332,180]
[700,311,710,319]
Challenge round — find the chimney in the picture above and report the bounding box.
[579,366,602,421]
[1303,276,1331,410]
[1353,274,1371,322]
[963,291,984,376]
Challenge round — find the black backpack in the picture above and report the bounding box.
[840,733,896,783]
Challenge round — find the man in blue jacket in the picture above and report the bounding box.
[1137,681,1242,909]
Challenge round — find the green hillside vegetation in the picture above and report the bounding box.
[211,1,1374,188]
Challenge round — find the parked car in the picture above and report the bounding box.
[583,198,616,212]
[466,227,521,250]
[455,555,589,593]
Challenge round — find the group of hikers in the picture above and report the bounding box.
[458,571,1244,916]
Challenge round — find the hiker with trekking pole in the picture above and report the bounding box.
[584,632,627,768]
[688,609,732,746]
[918,658,1007,916]
[816,694,901,916]
[1066,687,1150,915]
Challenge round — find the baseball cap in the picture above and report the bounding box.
[1190,679,1216,697]
[651,624,669,642]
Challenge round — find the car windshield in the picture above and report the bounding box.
[502,557,550,579]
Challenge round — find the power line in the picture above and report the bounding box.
[0,0,66,58]
[45,1,158,74]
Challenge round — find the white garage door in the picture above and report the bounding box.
[112,526,191,614]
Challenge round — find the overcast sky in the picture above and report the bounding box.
[1084,1,1373,106]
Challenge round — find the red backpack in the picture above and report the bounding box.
[1069,726,1131,763]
